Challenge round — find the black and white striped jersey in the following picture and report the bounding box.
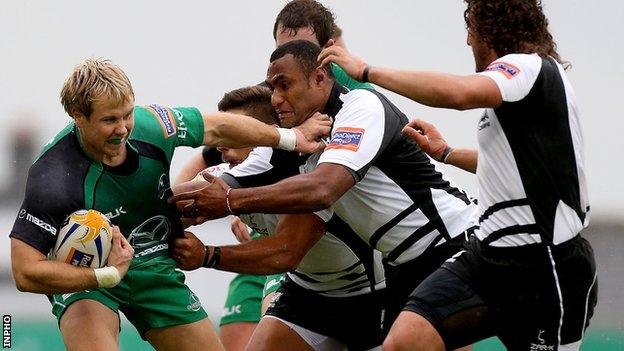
[475,53,589,247]
[222,147,386,297]
[312,84,478,266]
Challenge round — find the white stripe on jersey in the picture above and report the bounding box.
[476,203,535,242]
[555,62,590,231]
[488,234,542,247]
[553,200,585,245]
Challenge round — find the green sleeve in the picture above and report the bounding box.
[130,105,205,161]
[331,63,374,90]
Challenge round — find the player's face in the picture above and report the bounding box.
[275,24,320,47]
[75,97,134,164]
[266,54,325,128]
[217,107,254,168]
[217,147,253,168]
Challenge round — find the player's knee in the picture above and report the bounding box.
[60,301,118,338]
[383,312,443,351]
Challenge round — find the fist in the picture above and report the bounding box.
[171,179,209,212]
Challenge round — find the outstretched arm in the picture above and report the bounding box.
[402,119,477,174]
[318,45,502,110]
[172,214,326,274]
[170,163,355,224]
[174,152,209,185]
[202,111,331,153]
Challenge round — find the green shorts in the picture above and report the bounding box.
[219,273,285,326]
[52,255,207,339]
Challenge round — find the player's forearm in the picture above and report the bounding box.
[13,260,98,294]
[231,173,336,214]
[368,67,489,110]
[216,238,302,274]
[202,112,279,149]
[174,153,208,185]
[445,148,478,174]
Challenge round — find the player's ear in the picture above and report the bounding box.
[314,66,327,86]
[72,110,87,127]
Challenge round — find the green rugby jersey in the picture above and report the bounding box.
[10,105,204,262]
[331,63,373,90]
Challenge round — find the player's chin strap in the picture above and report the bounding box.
[94,266,121,288]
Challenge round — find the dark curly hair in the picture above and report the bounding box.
[465,0,569,69]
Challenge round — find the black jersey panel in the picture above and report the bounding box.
[326,215,379,291]
[496,58,583,243]
[9,133,90,254]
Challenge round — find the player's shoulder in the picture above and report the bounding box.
[32,126,90,179]
[340,88,384,114]
[484,53,542,78]
[132,104,201,144]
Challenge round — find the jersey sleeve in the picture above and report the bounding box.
[9,170,67,255]
[132,105,205,161]
[477,53,542,102]
[221,147,301,188]
[317,90,387,181]
[331,63,374,90]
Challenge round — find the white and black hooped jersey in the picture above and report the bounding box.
[222,147,385,297]
[311,84,478,266]
[475,54,589,247]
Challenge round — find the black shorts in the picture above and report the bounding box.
[382,235,467,333]
[265,277,386,350]
[403,235,598,350]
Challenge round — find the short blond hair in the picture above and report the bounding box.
[60,58,134,118]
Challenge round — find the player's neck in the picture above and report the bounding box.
[101,148,127,167]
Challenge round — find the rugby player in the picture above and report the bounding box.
[174,85,285,351]
[318,0,597,349]
[9,58,329,351]
[170,40,479,346]
[173,86,386,350]
[175,2,376,348]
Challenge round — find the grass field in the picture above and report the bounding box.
[6,320,624,350]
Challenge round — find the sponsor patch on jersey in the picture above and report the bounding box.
[146,104,177,137]
[485,61,521,79]
[65,248,95,267]
[326,127,364,151]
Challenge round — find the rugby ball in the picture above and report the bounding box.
[52,209,113,268]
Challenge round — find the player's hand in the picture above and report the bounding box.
[171,179,211,228]
[171,231,205,271]
[169,173,230,224]
[318,42,368,82]
[107,226,134,278]
[231,216,252,243]
[402,119,448,162]
[293,112,331,154]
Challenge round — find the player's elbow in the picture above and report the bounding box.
[312,182,340,209]
[445,89,475,111]
[275,245,306,271]
[202,114,228,147]
[12,269,33,292]
[281,254,304,271]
